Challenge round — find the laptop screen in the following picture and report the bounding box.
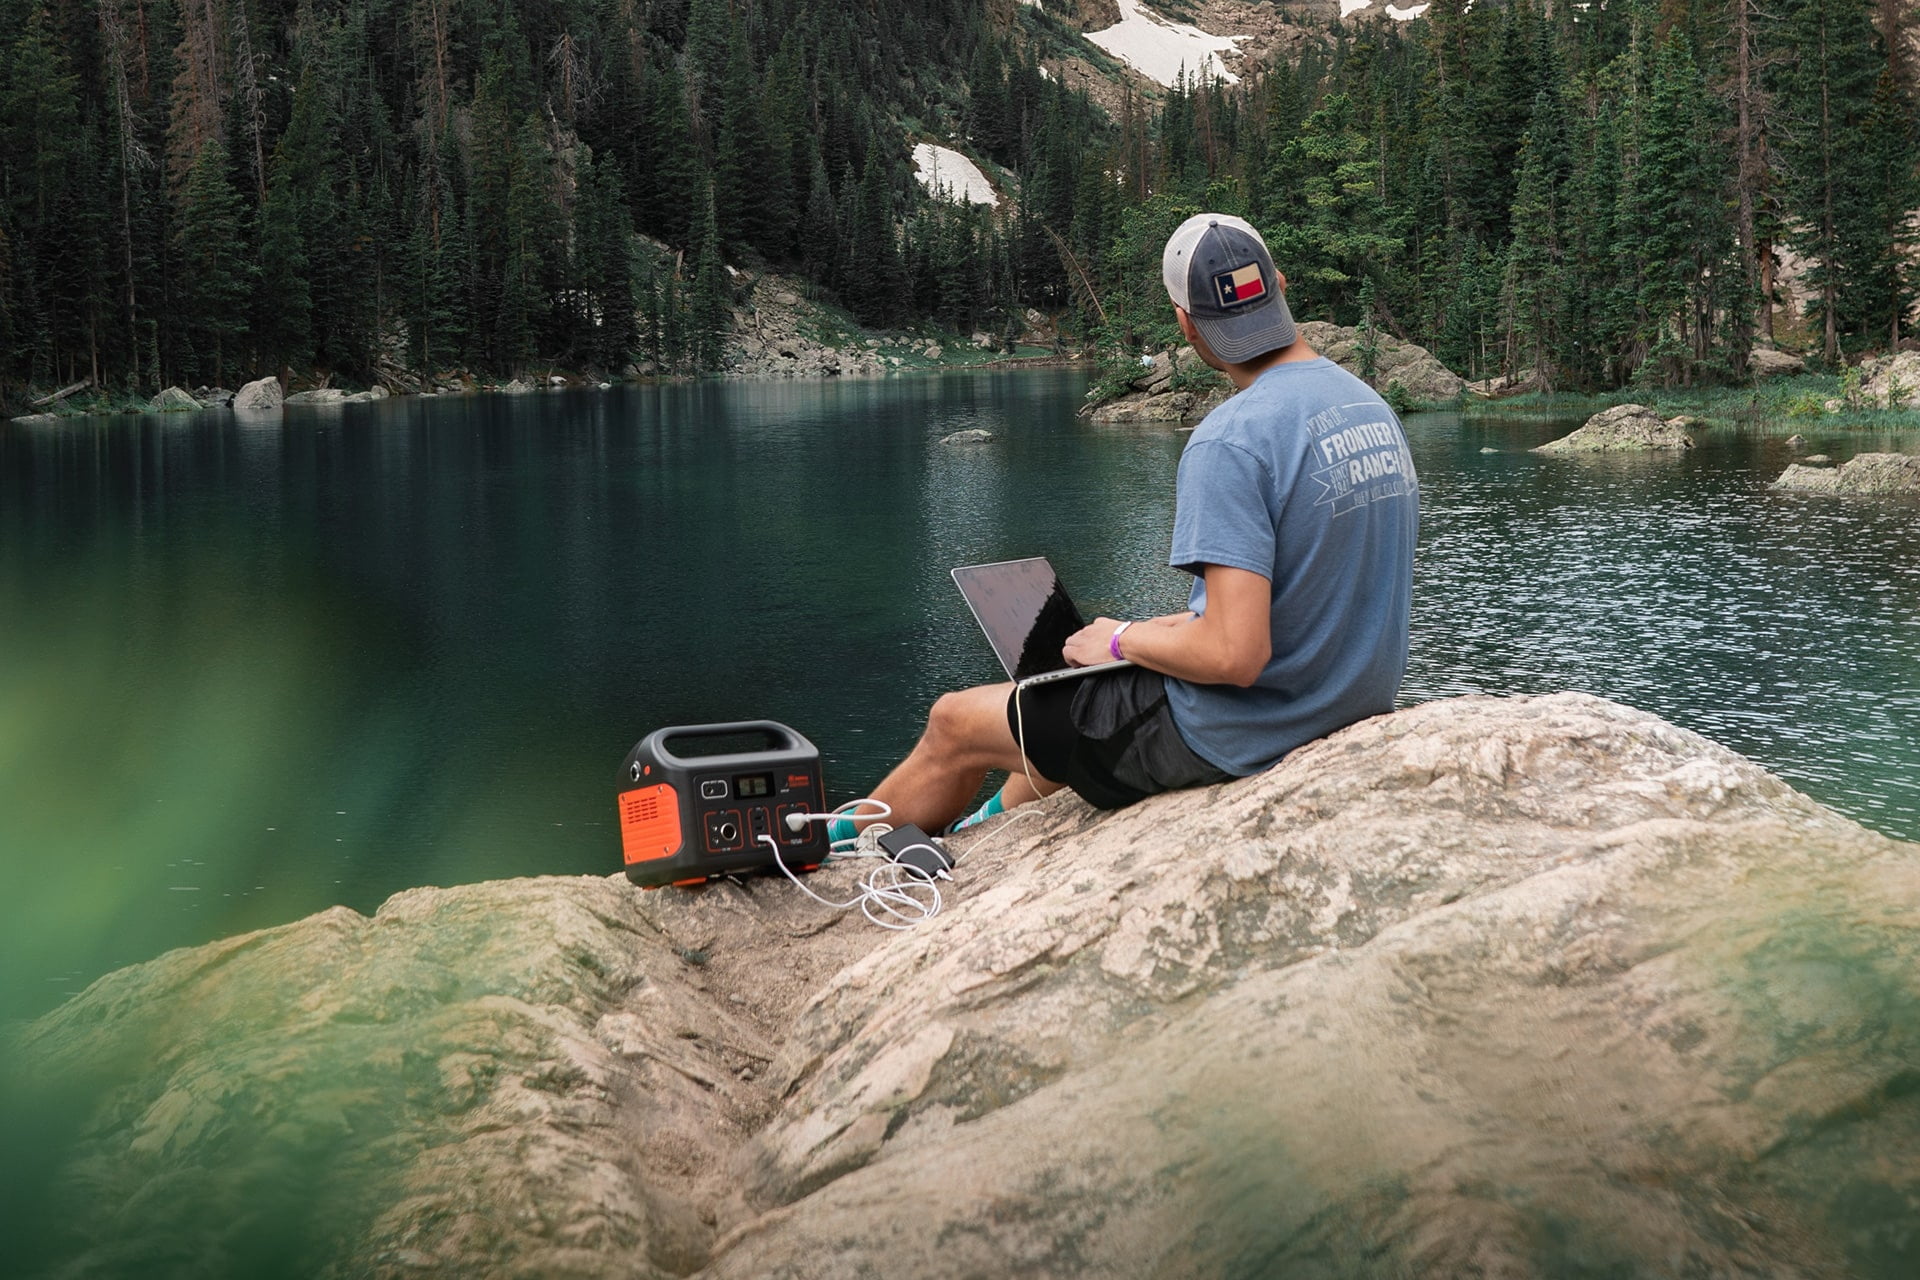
[951,557,1088,681]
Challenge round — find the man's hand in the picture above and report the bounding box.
[1063,617,1125,668]
[1062,611,1198,667]
[1062,568,1271,686]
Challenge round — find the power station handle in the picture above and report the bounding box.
[648,721,815,766]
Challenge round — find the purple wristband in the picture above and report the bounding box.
[1109,621,1133,661]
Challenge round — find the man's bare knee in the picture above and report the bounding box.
[923,691,967,749]
[921,686,1011,764]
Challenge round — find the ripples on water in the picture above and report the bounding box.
[1,377,1916,1013]
[1406,417,1920,837]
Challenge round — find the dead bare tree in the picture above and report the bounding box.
[100,0,155,388]
[231,4,267,202]
[1041,222,1109,331]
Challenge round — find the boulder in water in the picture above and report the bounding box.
[231,376,283,412]
[1534,403,1695,453]
[149,386,201,412]
[1773,451,1920,495]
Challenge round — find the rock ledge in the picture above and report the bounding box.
[13,693,1920,1279]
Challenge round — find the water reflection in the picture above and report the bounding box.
[1,383,1917,1020]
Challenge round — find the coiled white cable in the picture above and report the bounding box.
[765,797,1038,930]
[761,798,937,930]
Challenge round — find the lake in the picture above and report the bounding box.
[3,369,1917,1019]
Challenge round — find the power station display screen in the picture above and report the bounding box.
[735,772,774,799]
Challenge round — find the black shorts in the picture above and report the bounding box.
[1007,666,1234,810]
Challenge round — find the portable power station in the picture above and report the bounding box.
[617,721,831,888]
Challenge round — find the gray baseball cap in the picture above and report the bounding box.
[1161,213,1298,363]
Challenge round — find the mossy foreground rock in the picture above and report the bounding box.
[13,694,1920,1279]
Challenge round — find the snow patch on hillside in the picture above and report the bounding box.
[1086,0,1247,87]
[912,144,999,207]
[1345,0,1433,17]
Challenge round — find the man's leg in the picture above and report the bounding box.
[867,682,1059,833]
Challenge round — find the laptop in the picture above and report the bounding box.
[951,556,1133,688]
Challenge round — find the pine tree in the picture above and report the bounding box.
[713,15,779,257]
[403,137,465,375]
[689,185,730,372]
[1771,0,1884,361]
[637,56,703,248]
[1502,90,1567,388]
[2,4,85,383]
[498,112,555,373]
[573,154,637,372]
[685,0,732,139]
[174,137,256,384]
[966,39,1011,163]
[1856,63,1920,346]
[843,141,906,326]
[278,64,364,373]
[660,262,686,376]
[1264,93,1402,324]
[801,148,840,284]
[1626,32,1739,385]
[254,151,312,373]
[761,33,809,260]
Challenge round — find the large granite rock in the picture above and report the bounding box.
[1298,320,1466,402]
[1088,324,1465,423]
[12,694,1920,1279]
[149,385,201,412]
[1088,346,1233,423]
[1749,346,1806,379]
[1773,450,1920,495]
[1534,402,1696,453]
[1856,349,1920,409]
[231,376,283,412]
[285,387,348,405]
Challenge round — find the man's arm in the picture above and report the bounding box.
[1062,564,1272,687]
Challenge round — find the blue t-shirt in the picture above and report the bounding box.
[1165,357,1419,775]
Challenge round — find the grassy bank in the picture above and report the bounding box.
[1463,373,1920,433]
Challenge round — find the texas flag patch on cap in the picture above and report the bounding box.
[1213,262,1268,308]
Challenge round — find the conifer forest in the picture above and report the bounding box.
[0,0,1915,404]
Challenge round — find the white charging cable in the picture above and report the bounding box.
[763,799,942,930]
[1012,681,1041,798]
[763,797,1039,930]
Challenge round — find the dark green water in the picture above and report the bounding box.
[3,370,1917,1019]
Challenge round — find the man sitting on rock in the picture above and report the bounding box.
[855,214,1421,836]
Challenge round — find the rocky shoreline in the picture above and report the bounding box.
[1085,319,1467,424]
[12,692,1920,1278]
[6,273,1078,424]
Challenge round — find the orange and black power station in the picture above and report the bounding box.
[617,721,831,888]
